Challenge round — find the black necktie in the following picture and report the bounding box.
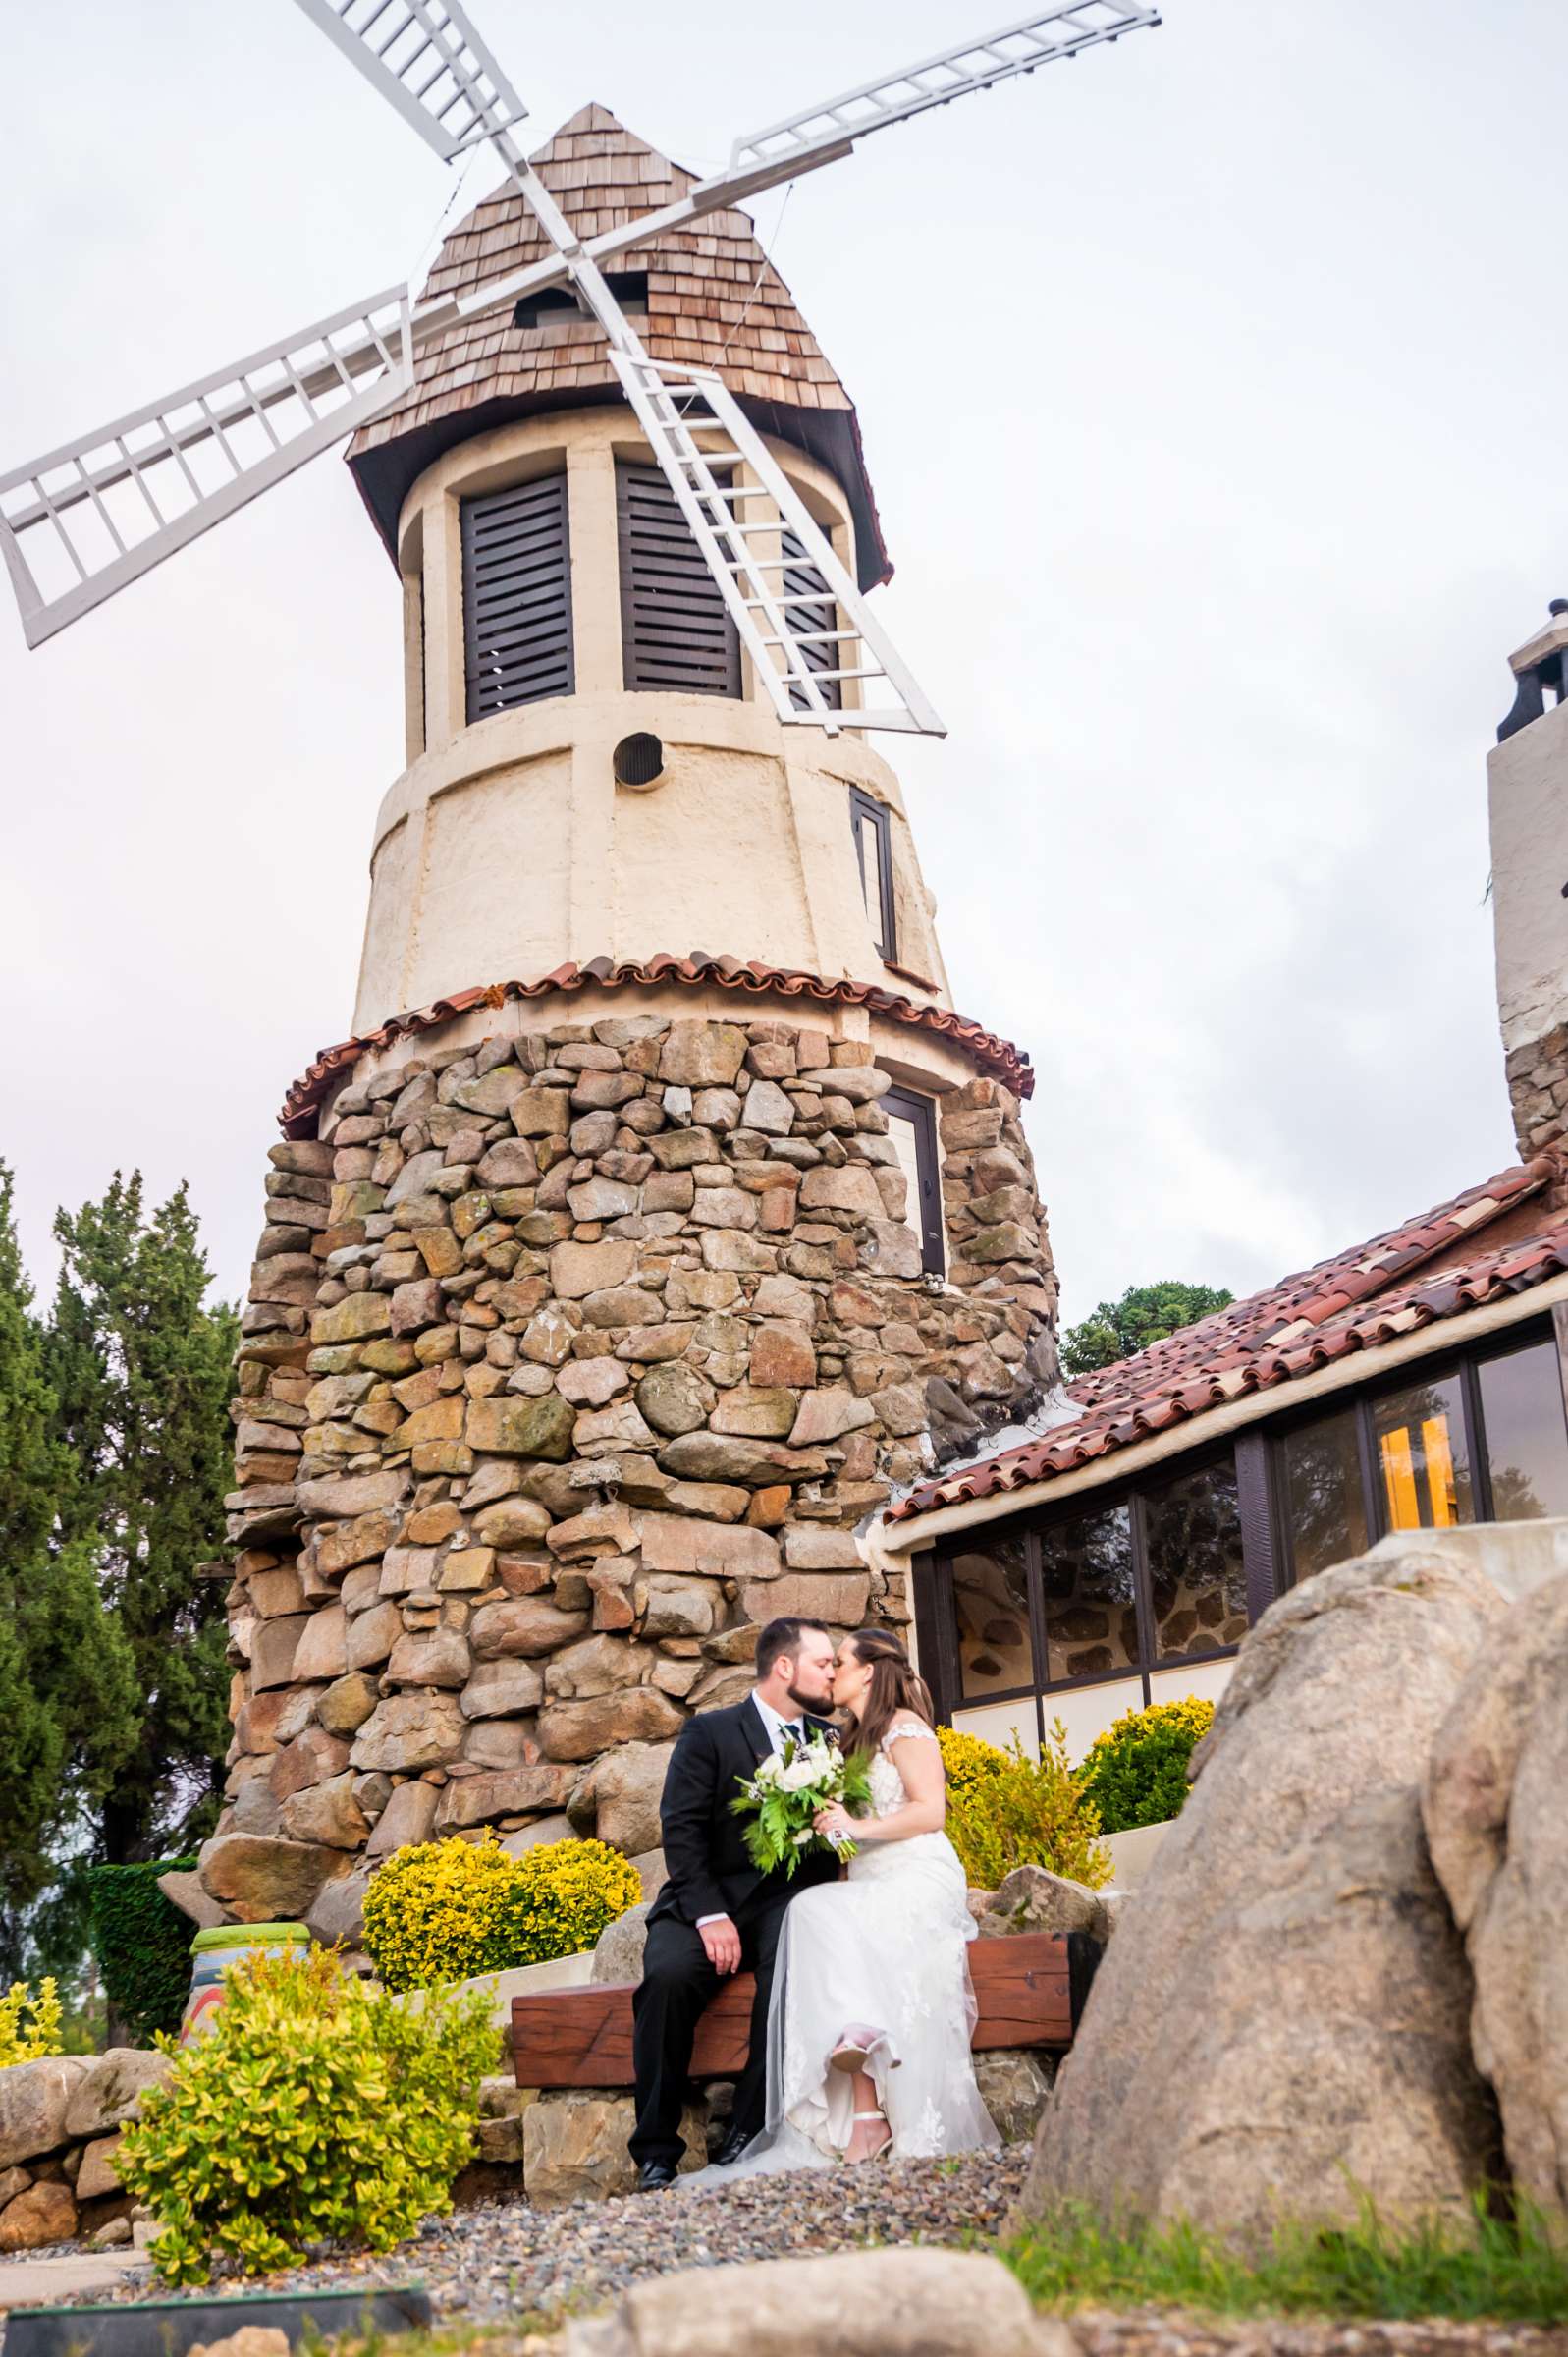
[783,1721,805,1752]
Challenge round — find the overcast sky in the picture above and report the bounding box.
[2,0,1561,1334]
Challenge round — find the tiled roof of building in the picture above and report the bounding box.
[347,104,890,587]
[278,952,1034,1136]
[889,1162,1566,1523]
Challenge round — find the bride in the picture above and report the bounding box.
[702,1625,999,2176]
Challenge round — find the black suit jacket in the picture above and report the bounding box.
[650,1696,841,1928]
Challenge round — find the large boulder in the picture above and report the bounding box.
[521,2089,704,2207]
[974,2050,1055,2147]
[64,2048,173,2140]
[590,1900,651,1986]
[558,2248,1063,2357]
[197,1832,352,1923]
[1424,1568,1568,2227]
[974,1865,1108,1945]
[0,2056,89,2169]
[569,1741,675,1856]
[0,2177,78,2252]
[1022,1542,1505,2240]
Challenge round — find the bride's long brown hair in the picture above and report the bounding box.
[843,1626,936,1760]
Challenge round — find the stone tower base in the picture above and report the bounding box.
[207,1003,1054,1923]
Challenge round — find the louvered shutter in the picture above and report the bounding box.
[461,473,574,722]
[781,526,842,713]
[617,462,741,697]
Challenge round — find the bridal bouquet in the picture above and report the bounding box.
[731,1733,874,1879]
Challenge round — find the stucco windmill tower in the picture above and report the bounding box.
[0,2,1156,1921]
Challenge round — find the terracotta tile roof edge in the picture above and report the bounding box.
[278,954,1034,1135]
[887,1199,1568,1525]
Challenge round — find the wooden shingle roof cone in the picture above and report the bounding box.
[348,104,892,593]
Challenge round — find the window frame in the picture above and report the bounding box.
[848,786,897,963]
[882,1084,944,1275]
[932,1441,1246,1730]
[1266,1314,1568,1586]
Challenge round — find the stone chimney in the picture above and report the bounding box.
[1490,601,1568,1163]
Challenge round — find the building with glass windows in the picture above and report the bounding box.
[872,608,1568,1761]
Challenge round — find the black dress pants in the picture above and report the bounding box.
[629,1892,787,2167]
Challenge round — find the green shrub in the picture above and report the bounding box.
[361,1834,642,1993]
[87,1857,197,2044]
[936,1725,1010,1792]
[945,1722,1110,1891]
[495,1838,644,1969]
[1077,1696,1215,1834]
[115,1945,499,2284]
[0,1979,63,2068]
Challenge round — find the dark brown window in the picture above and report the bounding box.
[1142,1458,1249,1662]
[460,472,573,721]
[1274,1320,1568,1586]
[781,525,842,713]
[617,461,740,698]
[934,1451,1243,1731]
[849,786,896,962]
[882,1085,943,1275]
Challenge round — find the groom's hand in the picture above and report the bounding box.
[698,1916,742,1975]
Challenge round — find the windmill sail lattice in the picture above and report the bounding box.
[0,0,1158,719]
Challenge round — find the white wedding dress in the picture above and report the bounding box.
[695,1724,1000,2179]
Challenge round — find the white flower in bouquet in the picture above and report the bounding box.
[730,1734,875,1879]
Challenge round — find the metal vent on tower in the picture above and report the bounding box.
[460,473,574,719]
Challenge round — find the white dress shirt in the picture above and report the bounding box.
[696,1689,811,1929]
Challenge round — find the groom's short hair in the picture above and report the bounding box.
[755,1617,830,1680]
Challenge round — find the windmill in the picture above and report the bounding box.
[0,0,1157,738]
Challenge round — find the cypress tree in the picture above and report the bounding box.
[0,1163,136,1976]
[49,1174,239,1864]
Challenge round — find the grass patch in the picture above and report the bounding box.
[1003,2193,1568,2323]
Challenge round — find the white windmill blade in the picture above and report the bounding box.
[720,0,1159,187]
[442,3,1160,340]
[288,0,527,161]
[0,289,411,649]
[612,354,946,740]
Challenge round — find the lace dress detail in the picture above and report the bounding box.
[692,1720,1000,2181]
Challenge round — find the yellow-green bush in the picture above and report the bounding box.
[1078,1695,1215,1833]
[498,1838,641,1968]
[936,1725,1010,1792]
[361,1835,517,1992]
[361,1834,641,1993]
[0,1977,62,2068]
[115,1946,498,2284]
[945,1722,1111,1891]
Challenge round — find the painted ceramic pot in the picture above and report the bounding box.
[181,1922,309,2041]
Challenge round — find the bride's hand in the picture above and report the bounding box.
[814,1802,855,1841]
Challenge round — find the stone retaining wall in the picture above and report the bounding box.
[0,2051,168,2253]
[207,1013,1055,1914]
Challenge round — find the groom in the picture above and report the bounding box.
[628,1616,840,2189]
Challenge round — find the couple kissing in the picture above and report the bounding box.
[628,1617,1000,2188]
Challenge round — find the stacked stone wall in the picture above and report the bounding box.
[208,1011,1055,1920]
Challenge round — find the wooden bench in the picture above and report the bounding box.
[511,1929,1100,2090]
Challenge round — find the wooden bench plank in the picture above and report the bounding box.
[512,1930,1093,2091]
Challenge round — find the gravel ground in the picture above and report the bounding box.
[10,2158,1568,2357]
[20,2149,1028,2327]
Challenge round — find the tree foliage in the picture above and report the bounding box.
[0,1164,137,1976]
[1061,1279,1235,1377]
[0,1161,236,1977]
[49,1173,239,1864]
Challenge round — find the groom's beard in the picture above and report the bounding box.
[785,1677,832,1717]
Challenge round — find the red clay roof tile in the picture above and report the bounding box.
[889,1163,1562,1524]
[278,952,1034,1137]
